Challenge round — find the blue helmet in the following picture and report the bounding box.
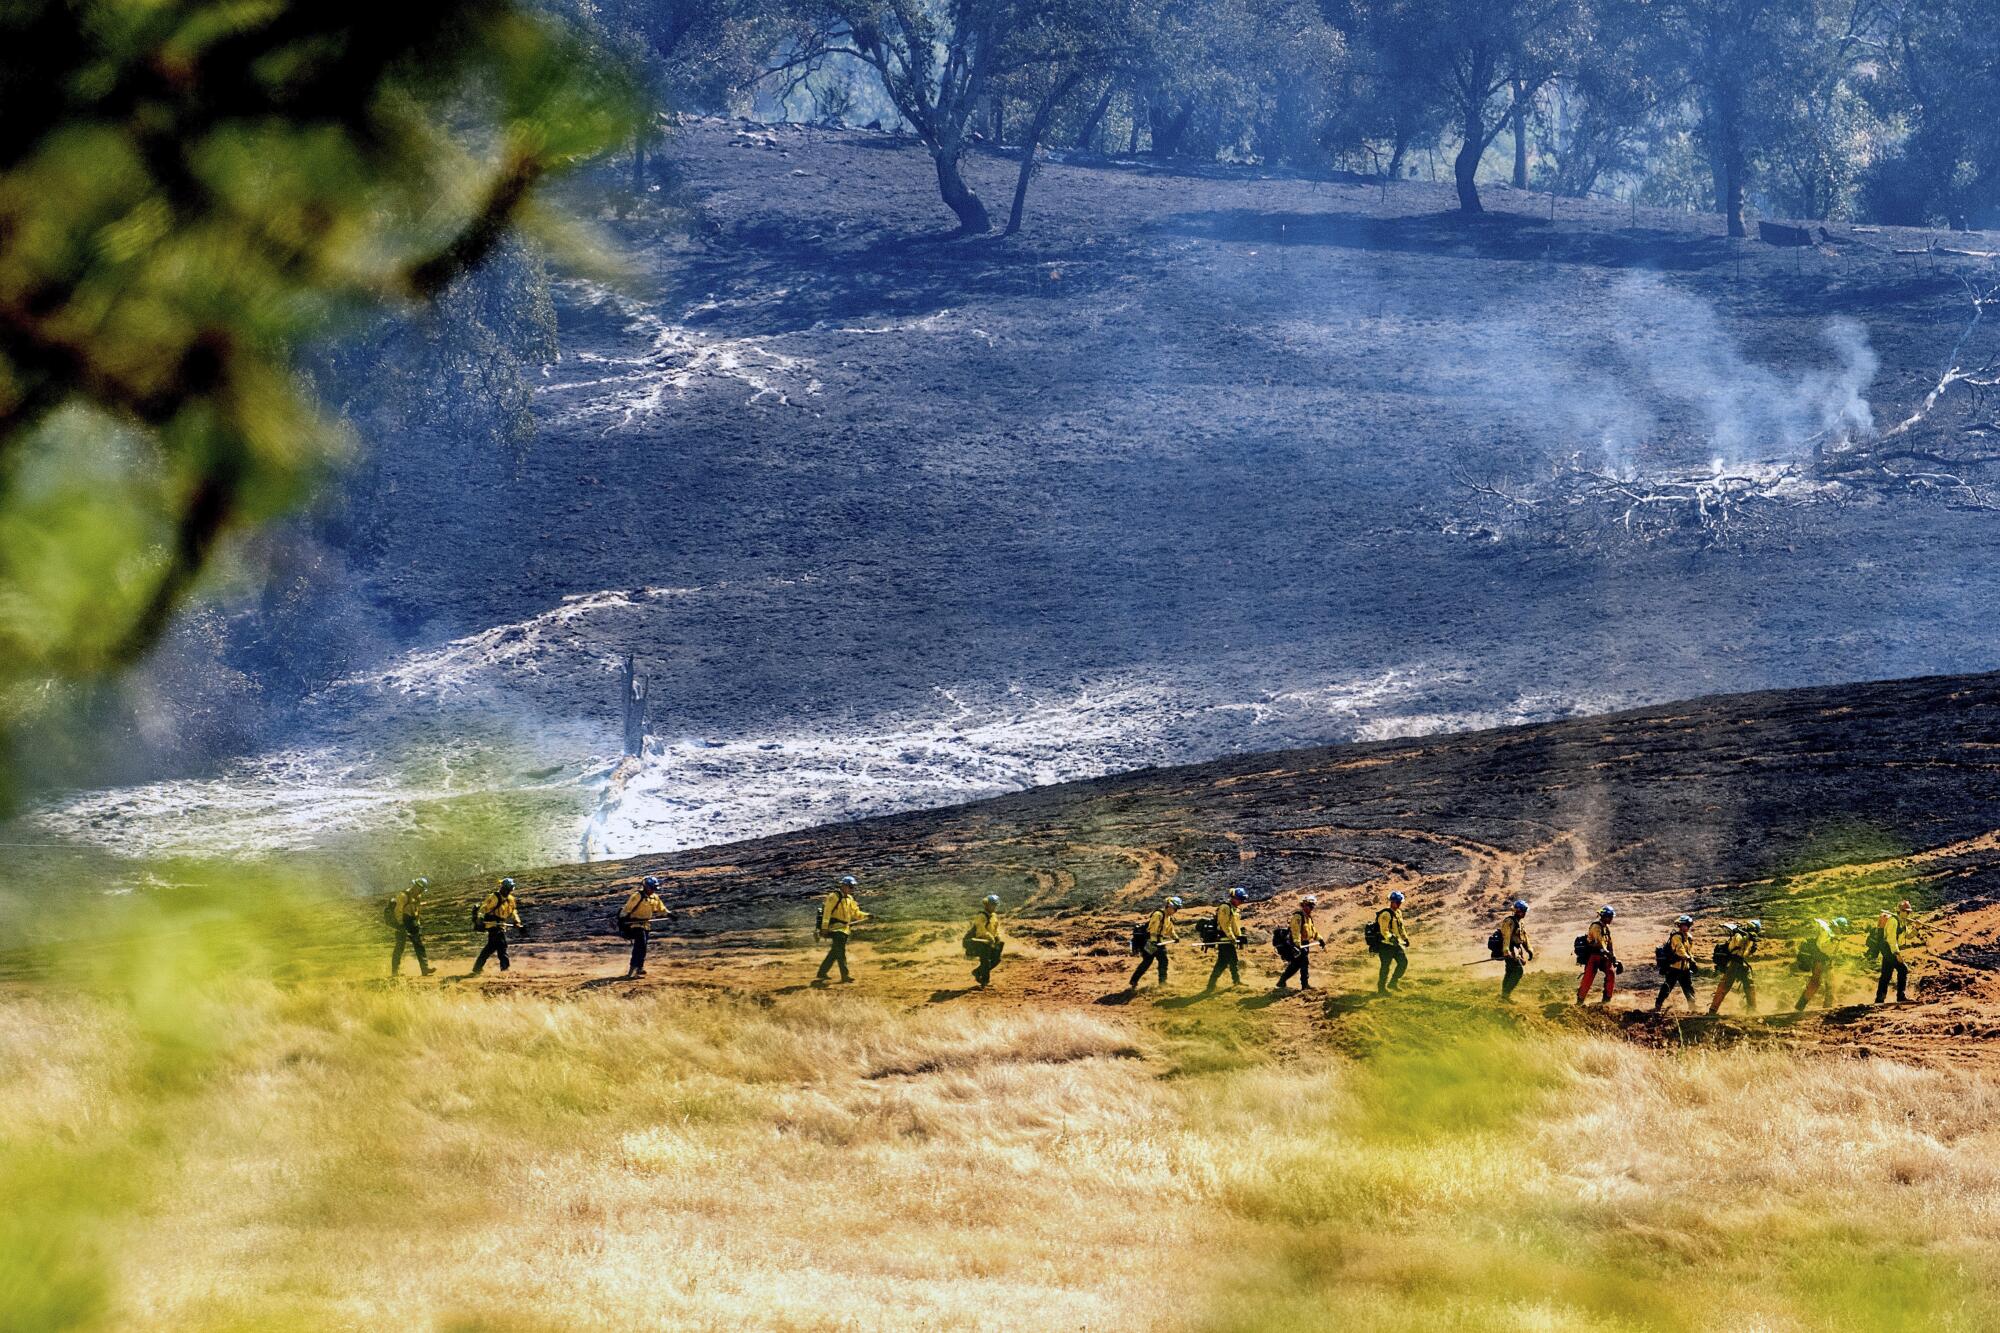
[1512,899,1528,914]
[1388,890,1405,905]
[1167,895,1184,909]
[1676,915,1694,927]
[1230,887,1250,903]
[642,875,661,891]
[838,875,858,887]
[983,893,1000,906]
[498,877,516,892]
[1599,905,1615,919]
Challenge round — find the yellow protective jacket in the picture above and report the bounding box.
[1664,930,1694,970]
[1895,912,1918,950]
[392,890,424,922]
[480,893,521,927]
[1146,908,1180,945]
[1880,916,1904,959]
[1375,907,1409,946]
[1499,915,1532,959]
[969,908,1003,944]
[1586,921,1614,958]
[620,891,667,928]
[820,891,868,935]
[1724,928,1759,961]
[1291,910,1321,947]
[1215,903,1245,943]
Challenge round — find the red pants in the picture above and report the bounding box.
[1578,955,1615,1003]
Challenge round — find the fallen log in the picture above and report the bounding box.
[1759,221,1814,247]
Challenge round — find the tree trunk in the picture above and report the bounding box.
[1455,105,1485,213]
[1511,81,1528,189]
[620,655,648,757]
[1006,87,1071,236]
[1724,153,1746,237]
[1075,85,1115,152]
[1150,99,1194,158]
[934,149,992,234]
[1006,140,1041,236]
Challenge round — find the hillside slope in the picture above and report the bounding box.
[473,668,2000,1063]
[33,117,2000,872]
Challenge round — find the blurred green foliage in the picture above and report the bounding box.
[0,0,640,795]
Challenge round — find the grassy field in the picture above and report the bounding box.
[5,879,1998,1332]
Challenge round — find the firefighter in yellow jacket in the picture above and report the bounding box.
[1128,895,1182,991]
[1497,900,1533,1002]
[1874,909,1911,1004]
[471,878,523,976]
[389,876,434,977]
[1793,916,1847,1011]
[1577,905,1619,1006]
[814,875,869,984]
[1653,915,1697,1012]
[1707,919,1761,1013]
[618,875,670,979]
[1203,887,1251,993]
[968,894,1004,987]
[1275,894,1321,991]
[1374,890,1410,994]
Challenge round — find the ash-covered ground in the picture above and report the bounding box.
[31,120,2000,868]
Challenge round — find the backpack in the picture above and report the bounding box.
[1363,920,1384,952]
[470,903,486,934]
[1486,928,1505,960]
[1864,924,1886,961]
[1130,922,1151,956]
[1272,925,1298,961]
[1197,915,1224,944]
[1573,934,1595,965]
[1792,937,1822,972]
[1711,940,1732,968]
[963,928,983,959]
[382,897,402,929]
[1654,943,1677,972]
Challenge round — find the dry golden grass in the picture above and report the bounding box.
[5,889,2000,1331]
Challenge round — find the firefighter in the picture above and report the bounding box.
[470,878,523,976]
[1374,890,1410,994]
[1577,905,1619,1005]
[1874,908,1911,1004]
[968,893,1004,987]
[1793,916,1847,1011]
[1653,915,1697,1012]
[1275,894,1321,991]
[618,875,669,979]
[389,876,434,977]
[1707,919,1762,1013]
[1129,896,1182,991]
[1203,887,1251,993]
[1497,899,1533,1003]
[814,875,869,985]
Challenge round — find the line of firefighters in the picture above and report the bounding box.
[383,874,1925,1010]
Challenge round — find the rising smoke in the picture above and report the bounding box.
[1447,272,1879,477]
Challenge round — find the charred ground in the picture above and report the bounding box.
[353,118,2000,764]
